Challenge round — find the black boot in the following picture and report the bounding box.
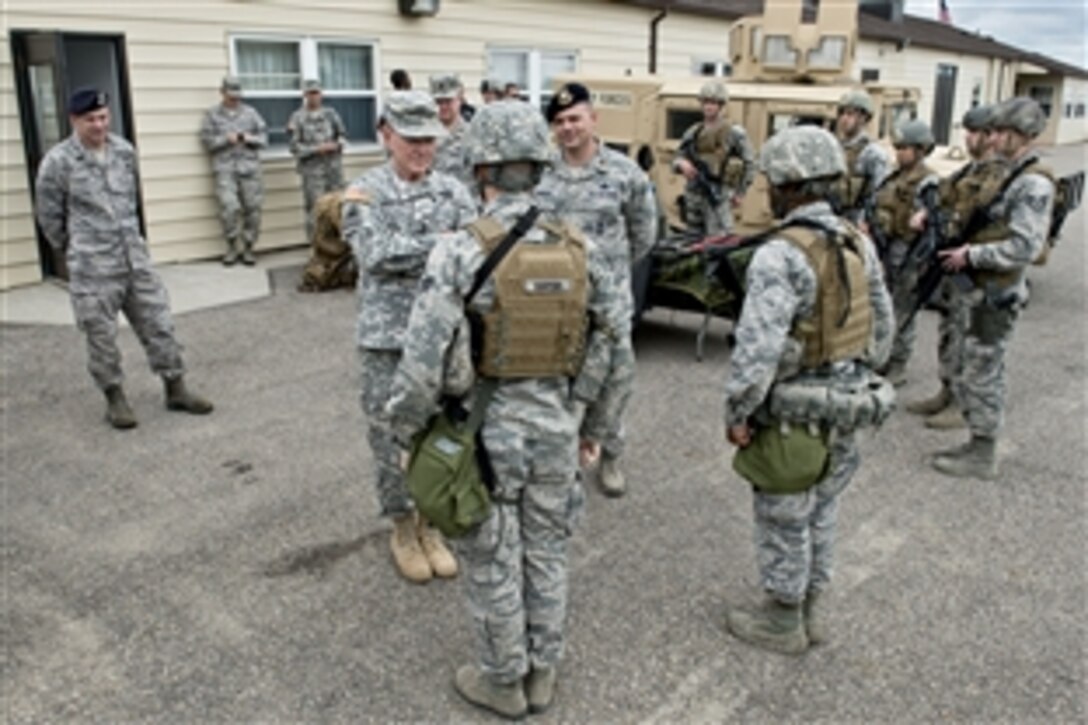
[164,376,214,414]
[104,385,137,429]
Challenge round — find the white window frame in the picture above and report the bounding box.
[229,33,382,158]
[486,46,579,110]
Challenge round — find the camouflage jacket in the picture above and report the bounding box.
[35,133,153,285]
[536,141,658,281]
[433,117,473,187]
[386,192,635,463]
[723,202,894,428]
[199,102,268,176]
[672,118,756,194]
[342,162,477,350]
[967,150,1053,277]
[287,106,346,171]
[843,132,892,213]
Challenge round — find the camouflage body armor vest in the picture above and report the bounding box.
[778,224,873,368]
[694,121,746,187]
[833,139,869,212]
[873,162,934,241]
[467,217,589,378]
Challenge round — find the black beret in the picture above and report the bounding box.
[69,88,109,116]
[546,82,591,122]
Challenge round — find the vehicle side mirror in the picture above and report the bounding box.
[637,145,655,172]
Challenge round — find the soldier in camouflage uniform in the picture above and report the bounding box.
[387,100,634,718]
[723,126,894,654]
[199,76,267,265]
[35,89,213,429]
[906,106,1007,429]
[672,81,755,235]
[288,79,347,244]
[834,90,893,224]
[931,97,1054,480]
[430,74,473,187]
[868,119,939,386]
[536,82,656,498]
[341,91,477,583]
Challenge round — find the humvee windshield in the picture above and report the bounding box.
[667,109,704,139]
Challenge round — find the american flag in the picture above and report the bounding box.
[939,0,952,24]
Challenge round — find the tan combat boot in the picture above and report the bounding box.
[803,592,827,646]
[726,595,809,655]
[932,436,998,480]
[453,664,528,720]
[390,513,432,583]
[164,376,214,415]
[525,666,557,714]
[104,385,138,430]
[924,403,966,430]
[905,384,951,416]
[417,514,458,578]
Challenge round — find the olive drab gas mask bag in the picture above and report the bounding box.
[732,421,830,495]
[404,208,540,537]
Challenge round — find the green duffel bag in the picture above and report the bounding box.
[733,421,830,494]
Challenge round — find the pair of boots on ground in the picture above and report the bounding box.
[455,663,558,719]
[222,241,256,267]
[389,511,458,583]
[726,591,827,655]
[104,376,214,429]
[909,384,999,480]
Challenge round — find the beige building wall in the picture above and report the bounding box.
[0,0,735,290]
[1055,77,1088,145]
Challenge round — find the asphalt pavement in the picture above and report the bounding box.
[2,145,1085,723]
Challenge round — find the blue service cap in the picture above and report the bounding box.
[69,87,109,116]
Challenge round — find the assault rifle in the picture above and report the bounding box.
[678,135,725,209]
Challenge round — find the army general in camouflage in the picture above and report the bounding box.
[834,90,893,223]
[199,76,268,265]
[288,79,347,244]
[387,100,634,719]
[430,74,473,187]
[723,126,894,655]
[931,97,1054,481]
[905,105,1008,431]
[672,81,755,235]
[536,82,657,498]
[341,90,477,584]
[35,89,213,430]
[868,119,939,386]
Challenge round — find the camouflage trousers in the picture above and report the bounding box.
[456,428,586,684]
[214,171,263,251]
[69,269,185,390]
[300,158,344,243]
[751,434,859,605]
[955,301,1018,439]
[936,277,970,386]
[684,187,736,236]
[885,240,918,369]
[358,348,413,517]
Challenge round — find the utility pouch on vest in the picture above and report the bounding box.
[723,156,745,189]
[733,421,829,494]
[406,382,497,538]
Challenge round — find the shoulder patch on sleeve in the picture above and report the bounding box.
[343,187,371,204]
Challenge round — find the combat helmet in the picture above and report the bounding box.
[962,104,996,132]
[699,81,729,104]
[760,126,846,185]
[991,96,1047,138]
[895,119,935,152]
[837,89,875,118]
[465,100,552,167]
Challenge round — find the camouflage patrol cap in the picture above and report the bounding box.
[465,100,552,166]
[837,89,874,117]
[429,73,463,100]
[894,119,935,151]
[760,126,846,185]
[991,96,1047,138]
[303,79,322,93]
[221,75,243,98]
[962,104,995,131]
[699,81,729,104]
[381,90,447,138]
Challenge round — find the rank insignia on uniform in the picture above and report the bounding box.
[557,89,573,106]
[343,187,371,204]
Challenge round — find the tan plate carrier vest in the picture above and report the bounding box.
[834,140,870,212]
[777,224,873,368]
[694,122,747,188]
[874,163,934,241]
[467,216,589,378]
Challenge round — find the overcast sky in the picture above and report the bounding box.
[902,0,1088,69]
